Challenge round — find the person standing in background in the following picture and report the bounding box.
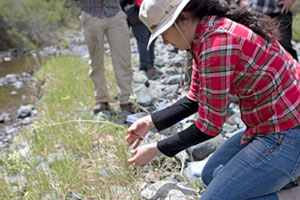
[80,0,134,117]
[238,0,298,61]
[120,0,158,78]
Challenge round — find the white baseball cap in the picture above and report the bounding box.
[139,0,190,49]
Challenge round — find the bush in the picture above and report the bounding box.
[0,0,80,51]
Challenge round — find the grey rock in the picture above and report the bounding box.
[225,127,246,138]
[134,84,153,106]
[188,134,225,161]
[5,74,17,82]
[222,124,236,133]
[12,81,24,89]
[165,189,186,200]
[0,142,8,148]
[133,71,148,83]
[183,160,208,185]
[229,95,239,104]
[141,181,198,200]
[18,142,30,157]
[22,117,32,125]
[115,109,132,125]
[65,191,82,200]
[163,173,186,183]
[31,109,38,116]
[0,113,11,123]
[170,56,184,68]
[4,56,12,62]
[4,126,17,135]
[125,112,148,124]
[17,105,34,118]
[10,91,18,95]
[164,74,185,85]
[161,84,179,94]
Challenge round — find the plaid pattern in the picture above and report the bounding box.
[81,0,120,18]
[134,0,143,7]
[188,16,300,145]
[248,0,282,14]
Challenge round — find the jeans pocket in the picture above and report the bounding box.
[264,134,285,158]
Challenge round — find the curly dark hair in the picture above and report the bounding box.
[182,0,281,41]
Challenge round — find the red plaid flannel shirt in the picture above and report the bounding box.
[134,0,143,7]
[188,16,300,145]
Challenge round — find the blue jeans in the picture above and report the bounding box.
[131,21,155,72]
[201,126,300,200]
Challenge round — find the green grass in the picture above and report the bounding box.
[0,56,146,199]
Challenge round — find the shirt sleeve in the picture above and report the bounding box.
[151,96,198,131]
[189,30,241,136]
[157,123,214,157]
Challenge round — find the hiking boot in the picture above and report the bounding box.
[93,102,110,115]
[120,103,135,113]
[146,67,162,80]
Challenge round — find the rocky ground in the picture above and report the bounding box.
[0,31,300,199]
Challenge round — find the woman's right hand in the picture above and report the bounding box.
[126,115,155,149]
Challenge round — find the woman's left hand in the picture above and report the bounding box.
[127,143,160,166]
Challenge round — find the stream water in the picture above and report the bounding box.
[0,53,42,129]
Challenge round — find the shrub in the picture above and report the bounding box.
[0,0,80,50]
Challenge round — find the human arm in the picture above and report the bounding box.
[126,96,198,149]
[151,96,198,131]
[127,124,214,165]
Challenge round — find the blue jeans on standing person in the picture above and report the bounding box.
[200,125,300,200]
[131,20,156,72]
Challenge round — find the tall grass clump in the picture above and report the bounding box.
[0,56,144,199]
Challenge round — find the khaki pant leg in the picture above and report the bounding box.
[105,10,133,104]
[80,11,109,104]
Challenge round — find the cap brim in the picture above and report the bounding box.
[147,0,190,50]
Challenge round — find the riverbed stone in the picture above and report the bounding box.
[17,104,34,118]
[65,191,82,200]
[187,134,225,161]
[4,126,17,135]
[12,81,24,89]
[183,159,208,185]
[141,181,198,200]
[134,84,153,106]
[133,71,148,83]
[0,113,11,123]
